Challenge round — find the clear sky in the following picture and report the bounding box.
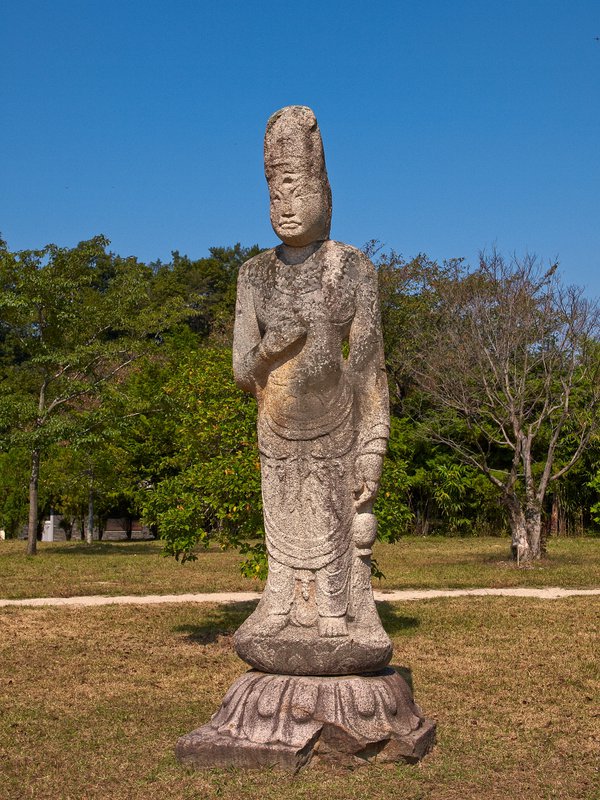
[1,0,599,295]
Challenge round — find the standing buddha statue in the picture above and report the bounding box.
[233,105,391,675]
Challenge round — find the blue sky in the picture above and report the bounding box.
[2,0,599,295]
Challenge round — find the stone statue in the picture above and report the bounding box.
[232,105,392,675]
[175,106,435,770]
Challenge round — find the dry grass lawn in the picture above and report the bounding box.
[1,535,599,599]
[1,597,598,800]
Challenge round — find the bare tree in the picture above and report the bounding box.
[398,252,600,561]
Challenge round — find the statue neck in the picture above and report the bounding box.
[278,240,327,266]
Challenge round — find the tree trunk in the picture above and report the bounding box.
[86,480,94,544]
[507,435,544,562]
[506,499,529,563]
[524,506,543,561]
[549,494,559,537]
[507,498,543,563]
[26,449,41,556]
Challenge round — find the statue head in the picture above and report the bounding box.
[264,105,332,247]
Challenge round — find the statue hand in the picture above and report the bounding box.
[354,453,383,508]
[261,317,306,360]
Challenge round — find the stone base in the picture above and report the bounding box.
[234,618,393,676]
[176,668,436,772]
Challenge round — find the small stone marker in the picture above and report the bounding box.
[176,106,436,771]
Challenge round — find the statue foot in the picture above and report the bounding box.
[318,615,348,638]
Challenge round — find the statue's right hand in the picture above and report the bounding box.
[260,317,307,360]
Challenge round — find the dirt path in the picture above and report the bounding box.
[0,586,598,608]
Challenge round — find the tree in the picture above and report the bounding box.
[0,236,189,554]
[152,243,262,343]
[383,250,600,561]
[587,433,600,529]
[41,428,135,543]
[139,345,265,574]
[0,448,29,537]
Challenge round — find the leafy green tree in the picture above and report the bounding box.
[0,448,29,537]
[374,415,505,540]
[542,421,600,537]
[374,417,413,541]
[0,236,189,554]
[590,479,600,527]
[41,427,136,542]
[152,244,262,343]
[138,346,264,573]
[377,249,600,560]
[585,433,600,529]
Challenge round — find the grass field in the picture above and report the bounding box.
[0,535,598,599]
[1,597,598,800]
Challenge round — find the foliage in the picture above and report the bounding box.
[589,441,600,526]
[138,346,263,568]
[373,247,600,560]
[375,417,414,541]
[375,416,507,541]
[0,449,29,536]
[152,243,262,342]
[1,235,598,569]
[0,236,192,552]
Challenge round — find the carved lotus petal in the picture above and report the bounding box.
[257,676,287,718]
[291,680,320,722]
[352,682,377,719]
[379,683,397,716]
[221,672,255,709]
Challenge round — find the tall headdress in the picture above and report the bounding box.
[264,105,332,232]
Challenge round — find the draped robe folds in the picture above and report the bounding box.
[233,239,390,623]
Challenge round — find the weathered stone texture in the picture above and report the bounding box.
[232,212,390,666]
[175,105,435,771]
[176,669,436,772]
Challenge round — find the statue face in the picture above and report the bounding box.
[268,171,330,247]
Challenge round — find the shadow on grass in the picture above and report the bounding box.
[174,602,258,643]
[377,602,420,637]
[481,551,580,569]
[43,542,160,557]
[175,602,420,647]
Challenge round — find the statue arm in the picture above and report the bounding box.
[348,253,390,507]
[233,263,307,395]
[232,266,269,395]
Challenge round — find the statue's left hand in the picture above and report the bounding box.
[354,453,383,508]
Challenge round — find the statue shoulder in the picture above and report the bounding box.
[238,248,276,288]
[324,241,377,282]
